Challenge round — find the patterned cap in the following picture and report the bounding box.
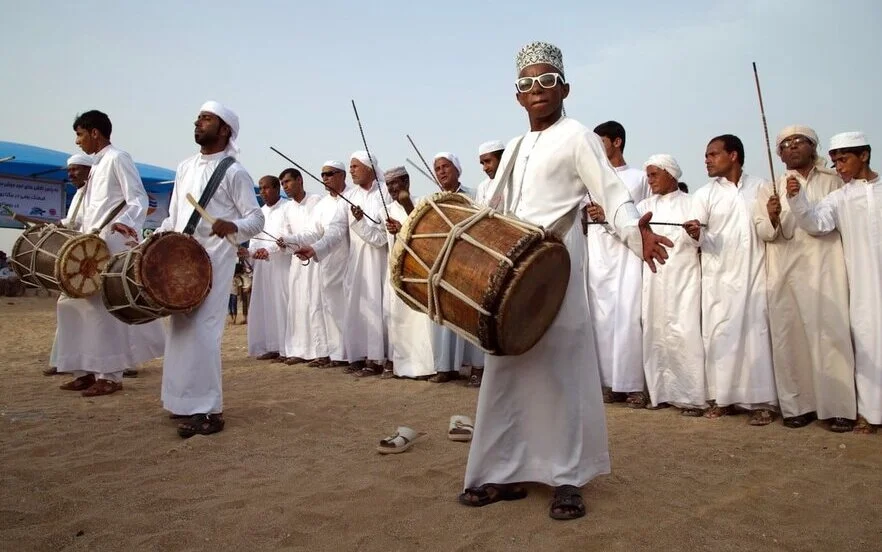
[516,41,564,75]
[384,166,408,180]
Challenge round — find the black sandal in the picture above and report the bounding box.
[177,414,225,438]
[458,484,527,507]
[550,485,586,520]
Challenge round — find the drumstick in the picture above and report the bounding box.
[185,193,238,246]
[650,222,707,227]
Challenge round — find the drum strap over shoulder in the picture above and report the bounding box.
[183,156,236,236]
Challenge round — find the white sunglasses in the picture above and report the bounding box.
[515,72,566,93]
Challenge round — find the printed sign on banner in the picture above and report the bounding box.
[0,176,65,228]
[142,189,171,239]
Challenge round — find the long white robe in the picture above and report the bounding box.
[312,192,350,362]
[584,165,648,393]
[246,197,290,357]
[787,176,882,424]
[755,170,855,420]
[637,191,706,408]
[465,116,643,489]
[157,149,264,415]
[56,145,165,379]
[342,182,389,363]
[690,173,777,409]
[50,185,86,368]
[280,193,325,360]
[386,200,435,378]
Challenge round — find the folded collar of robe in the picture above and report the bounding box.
[199,100,240,156]
[67,153,93,167]
[478,140,505,156]
[644,154,682,181]
[433,152,461,175]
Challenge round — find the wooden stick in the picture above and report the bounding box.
[185,193,238,246]
[351,100,391,220]
[406,158,437,185]
[650,221,707,227]
[753,62,778,196]
[406,135,443,190]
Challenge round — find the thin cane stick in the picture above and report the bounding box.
[406,135,443,190]
[406,158,437,184]
[351,100,391,220]
[753,62,778,196]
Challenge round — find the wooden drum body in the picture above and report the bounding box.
[10,224,110,298]
[389,192,570,356]
[101,231,213,324]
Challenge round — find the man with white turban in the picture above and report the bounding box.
[57,110,165,395]
[583,120,650,407]
[475,140,505,206]
[157,101,264,437]
[754,125,855,432]
[430,151,485,383]
[684,134,778,426]
[638,155,706,414]
[461,41,672,520]
[786,131,880,434]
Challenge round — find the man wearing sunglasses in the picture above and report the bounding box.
[459,41,672,521]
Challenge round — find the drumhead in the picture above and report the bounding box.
[139,232,212,310]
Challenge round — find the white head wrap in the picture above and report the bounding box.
[829,131,870,151]
[433,152,462,175]
[643,154,682,181]
[199,100,240,155]
[384,166,408,181]
[775,125,819,149]
[350,150,385,185]
[478,140,505,156]
[66,153,93,167]
[322,160,346,172]
[516,41,564,75]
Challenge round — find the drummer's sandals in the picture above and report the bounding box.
[354,364,384,378]
[307,357,331,368]
[853,416,877,435]
[43,366,59,376]
[344,361,365,374]
[60,374,95,391]
[550,485,586,520]
[429,372,458,383]
[377,426,427,454]
[626,392,648,409]
[81,379,122,397]
[748,409,776,426]
[458,484,528,507]
[177,414,225,438]
[284,357,307,366]
[255,352,279,361]
[448,415,474,442]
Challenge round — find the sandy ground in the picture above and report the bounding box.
[1,296,880,552]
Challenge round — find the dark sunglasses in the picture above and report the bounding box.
[321,170,341,178]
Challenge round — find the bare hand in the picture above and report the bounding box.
[293,245,316,261]
[766,195,781,227]
[110,222,138,239]
[351,205,364,221]
[786,176,801,198]
[211,219,238,239]
[683,219,702,241]
[275,237,288,250]
[237,246,249,259]
[638,212,673,273]
[386,218,402,235]
[586,203,606,223]
[253,248,269,260]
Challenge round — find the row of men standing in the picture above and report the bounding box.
[243,144,510,386]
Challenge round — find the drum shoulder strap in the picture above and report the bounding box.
[183,156,236,235]
[94,200,128,233]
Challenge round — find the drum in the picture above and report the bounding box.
[101,231,213,324]
[389,192,570,356]
[9,224,110,298]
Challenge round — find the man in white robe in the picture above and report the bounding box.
[786,131,880,434]
[474,140,505,207]
[755,125,855,432]
[638,155,706,414]
[382,166,434,379]
[57,110,165,396]
[461,41,672,520]
[245,175,290,361]
[584,120,649,406]
[684,134,778,425]
[276,168,323,365]
[429,151,485,383]
[341,151,390,377]
[157,101,264,438]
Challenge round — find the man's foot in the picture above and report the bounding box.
[704,404,734,419]
[783,414,813,429]
[122,369,138,378]
[42,366,58,376]
[60,374,95,391]
[329,360,348,368]
[853,415,877,434]
[550,485,586,520]
[343,361,365,374]
[625,392,648,409]
[680,407,705,417]
[255,352,279,361]
[380,367,395,379]
[81,379,123,397]
[829,417,855,433]
[429,372,458,383]
[354,363,384,378]
[284,357,307,366]
[748,409,776,426]
[467,367,484,388]
[307,357,331,368]
[602,387,626,404]
[458,484,527,507]
[177,413,225,438]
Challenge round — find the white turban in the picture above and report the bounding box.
[66,153,93,167]
[775,125,819,149]
[350,150,385,184]
[478,140,505,156]
[322,160,346,172]
[433,152,462,175]
[199,100,240,155]
[829,131,870,151]
[384,166,408,180]
[644,154,682,181]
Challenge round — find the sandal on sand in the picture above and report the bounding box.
[448,415,474,442]
[829,417,855,433]
[177,414,225,438]
[458,484,527,507]
[550,485,586,520]
[680,408,705,417]
[853,416,877,435]
[626,392,648,409]
[749,409,776,426]
[60,374,95,391]
[377,426,427,454]
[704,405,733,419]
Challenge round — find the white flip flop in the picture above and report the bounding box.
[377,426,428,454]
[448,415,474,442]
